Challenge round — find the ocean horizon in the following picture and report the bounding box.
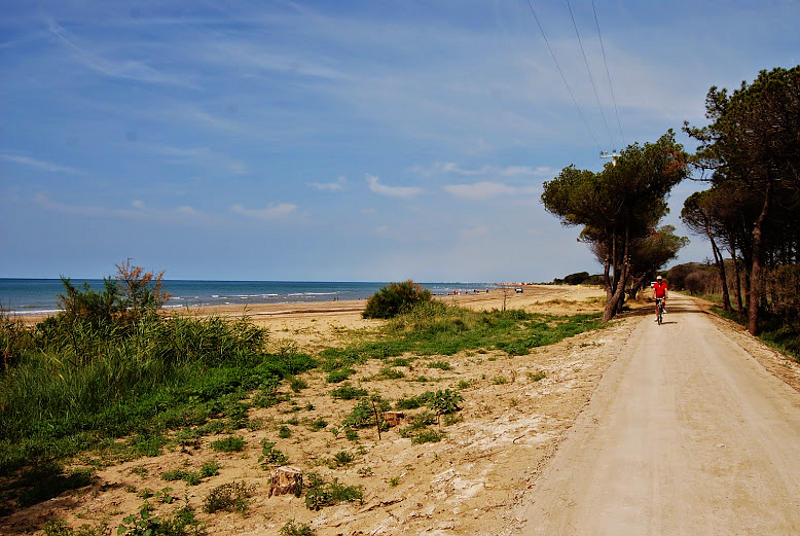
[0,278,496,315]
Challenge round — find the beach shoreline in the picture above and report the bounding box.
[14,285,606,327]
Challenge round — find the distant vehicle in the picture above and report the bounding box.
[515,287,523,293]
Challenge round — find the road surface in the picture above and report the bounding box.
[519,294,800,535]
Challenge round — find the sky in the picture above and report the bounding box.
[1,1,799,282]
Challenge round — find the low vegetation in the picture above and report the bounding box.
[323,301,602,364]
[0,268,611,530]
[362,280,432,319]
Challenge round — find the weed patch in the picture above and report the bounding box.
[280,520,315,536]
[304,473,363,510]
[330,383,368,400]
[209,435,246,453]
[203,482,254,514]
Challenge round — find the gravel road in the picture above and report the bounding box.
[518,294,800,535]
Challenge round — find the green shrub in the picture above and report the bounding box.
[161,469,201,486]
[210,436,246,453]
[203,482,254,514]
[200,460,220,478]
[427,360,452,370]
[326,368,355,383]
[412,429,443,444]
[41,519,110,536]
[330,451,355,467]
[427,389,462,417]
[395,392,433,410]
[342,398,388,429]
[362,281,432,319]
[288,376,308,392]
[308,418,328,431]
[259,440,289,466]
[330,383,368,400]
[278,425,292,438]
[527,371,546,382]
[304,473,363,511]
[280,520,315,536]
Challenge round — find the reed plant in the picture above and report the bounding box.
[0,311,315,473]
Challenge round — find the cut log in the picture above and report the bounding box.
[268,465,303,497]
[382,411,406,428]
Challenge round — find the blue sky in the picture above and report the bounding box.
[2,1,799,281]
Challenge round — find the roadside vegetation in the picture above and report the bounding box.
[0,273,607,533]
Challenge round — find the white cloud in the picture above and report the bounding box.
[231,203,297,220]
[366,174,421,198]
[309,176,346,191]
[0,153,84,175]
[443,181,539,200]
[417,162,555,178]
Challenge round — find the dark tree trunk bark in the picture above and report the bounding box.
[707,224,731,312]
[730,243,744,313]
[603,225,630,322]
[749,181,772,336]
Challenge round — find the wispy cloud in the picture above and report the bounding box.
[46,18,195,88]
[231,203,297,220]
[443,181,540,200]
[145,145,248,175]
[417,162,555,178]
[1,153,84,175]
[35,194,206,223]
[200,41,348,81]
[309,176,346,191]
[366,174,421,198]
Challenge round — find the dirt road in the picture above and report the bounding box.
[517,295,800,535]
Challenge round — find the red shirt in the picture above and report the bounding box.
[653,281,668,298]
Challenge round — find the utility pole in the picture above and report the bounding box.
[600,151,620,166]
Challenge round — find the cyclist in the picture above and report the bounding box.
[652,275,668,322]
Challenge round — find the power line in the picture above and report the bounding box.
[592,0,624,149]
[524,0,601,154]
[565,0,614,150]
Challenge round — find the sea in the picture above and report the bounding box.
[0,279,495,316]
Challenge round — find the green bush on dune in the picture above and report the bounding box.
[362,280,432,319]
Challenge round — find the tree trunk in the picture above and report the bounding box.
[730,242,744,313]
[268,466,303,497]
[749,181,772,335]
[603,225,630,322]
[709,235,731,312]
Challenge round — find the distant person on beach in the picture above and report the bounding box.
[653,275,668,320]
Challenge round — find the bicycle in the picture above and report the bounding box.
[655,297,665,325]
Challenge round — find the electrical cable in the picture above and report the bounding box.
[565,0,614,150]
[592,0,624,149]
[524,0,601,154]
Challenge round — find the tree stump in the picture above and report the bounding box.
[268,466,303,497]
[382,411,406,428]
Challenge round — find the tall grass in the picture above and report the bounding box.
[0,313,315,472]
